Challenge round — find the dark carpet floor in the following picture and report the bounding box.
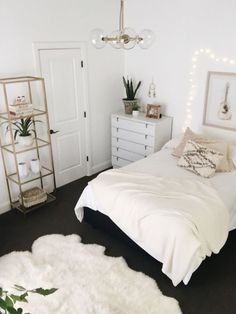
[0,173,235,314]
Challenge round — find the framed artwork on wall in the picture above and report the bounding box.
[203,71,236,131]
[146,104,161,119]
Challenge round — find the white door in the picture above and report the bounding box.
[39,48,87,187]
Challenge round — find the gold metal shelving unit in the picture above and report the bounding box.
[0,76,56,214]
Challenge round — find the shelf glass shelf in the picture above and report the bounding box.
[2,138,50,154]
[11,192,56,214]
[0,76,43,84]
[0,108,46,121]
[7,166,53,185]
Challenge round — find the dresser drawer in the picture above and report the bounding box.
[112,156,131,167]
[112,147,144,162]
[112,127,155,146]
[112,137,154,156]
[112,116,154,135]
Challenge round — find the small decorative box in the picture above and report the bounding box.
[19,187,47,208]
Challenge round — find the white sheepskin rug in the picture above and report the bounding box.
[0,234,182,314]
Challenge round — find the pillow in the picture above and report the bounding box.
[178,140,224,178]
[162,135,182,150]
[232,146,236,167]
[194,139,235,172]
[172,127,204,157]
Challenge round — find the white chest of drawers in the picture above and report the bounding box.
[111,112,172,167]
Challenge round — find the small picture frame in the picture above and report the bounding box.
[146,104,161,119]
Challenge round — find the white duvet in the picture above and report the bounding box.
[75,148,236,286]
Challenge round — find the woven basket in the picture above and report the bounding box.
[19,187,47,208]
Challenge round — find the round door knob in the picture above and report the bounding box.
[50,129,59,135]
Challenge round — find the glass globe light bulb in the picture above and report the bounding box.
[109,30,122,49]
[90,28,106,49]
[121,27,137,50]
[138,29,155,49]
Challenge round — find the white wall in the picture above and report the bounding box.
[1,0,236,213]
[0,0,124,213]
[125,0,236,137]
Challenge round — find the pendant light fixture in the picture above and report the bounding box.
[90,0,155,50]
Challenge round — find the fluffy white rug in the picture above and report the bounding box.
[0,234,182,314]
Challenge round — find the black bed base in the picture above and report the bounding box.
[83,207,145,251]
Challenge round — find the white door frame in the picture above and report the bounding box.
[33,41,91,176]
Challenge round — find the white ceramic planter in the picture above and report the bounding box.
[18,134,33,147]
[132,110,139,117]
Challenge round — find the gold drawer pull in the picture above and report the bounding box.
[145,134,148,139]
[116,117,119,122]
[116,127,119,132]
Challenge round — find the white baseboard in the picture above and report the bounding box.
[0,201,10,215]
[90,160,111,176]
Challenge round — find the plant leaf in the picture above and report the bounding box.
[5,295,14,307]
[6,307,19,314]
[133,81,141,98]
[0,297,7,310]
[10,293,28,304]
[14,285,26,292]
[31,288,57,296]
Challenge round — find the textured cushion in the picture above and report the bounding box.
[178,140,224,178]
[194,139,235,172]
[172,127,204,157]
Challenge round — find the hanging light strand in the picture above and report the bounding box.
[182,49,236,131]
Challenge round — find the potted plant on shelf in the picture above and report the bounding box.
[122,76,141,114]
[7,117,39,147]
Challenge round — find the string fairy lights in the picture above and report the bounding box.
[182,49,236,131]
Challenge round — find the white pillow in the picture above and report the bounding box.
[162,135,182,150]
[178,140,224,178]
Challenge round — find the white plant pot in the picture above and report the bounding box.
[18,134,33,147]
[132,110,139,117]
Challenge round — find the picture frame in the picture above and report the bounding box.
[146,104,161,119]
[203,71,236,131]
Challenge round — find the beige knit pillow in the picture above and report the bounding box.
[172,127,204,158]
[195,139,235,172]
[178,140,224,178]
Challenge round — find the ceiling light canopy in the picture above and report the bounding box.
[91,0,155,50]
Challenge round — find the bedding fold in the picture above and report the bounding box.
[88,169,229,286]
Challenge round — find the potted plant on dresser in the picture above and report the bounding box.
[122,76,141,115]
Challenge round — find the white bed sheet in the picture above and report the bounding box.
[74,147,236,285]
[75,147,236,231]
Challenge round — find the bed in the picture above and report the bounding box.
[74,138,236,286]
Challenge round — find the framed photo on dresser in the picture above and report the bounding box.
[146,104,161,119]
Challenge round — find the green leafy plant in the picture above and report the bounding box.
[122,76,141,100]
[6,117,40,140]
[132,103,140,111]
[0,285,57,314]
